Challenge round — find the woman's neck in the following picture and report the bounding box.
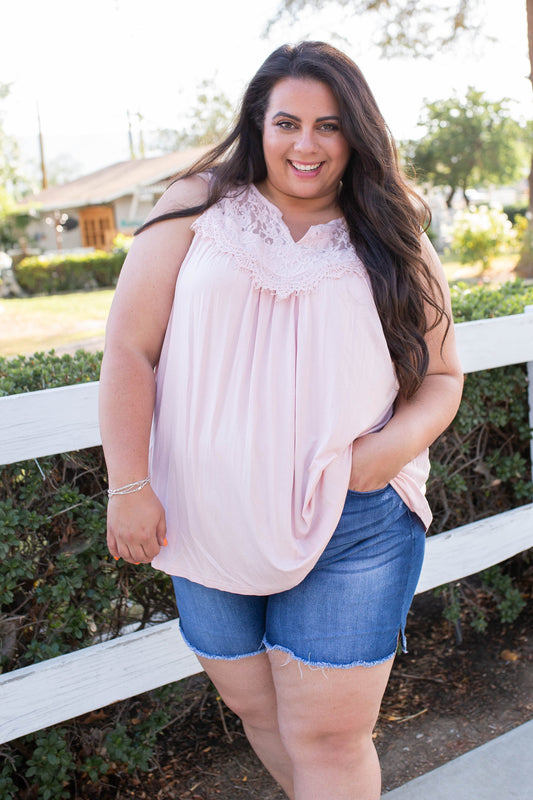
[256,179,342,225]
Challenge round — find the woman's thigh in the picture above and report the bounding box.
[269,647,394,743]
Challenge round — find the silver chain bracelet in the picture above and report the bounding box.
[107,477,150,497]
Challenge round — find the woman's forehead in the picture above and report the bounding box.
[265,77,340,116]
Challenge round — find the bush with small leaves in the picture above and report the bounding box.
[428,280,533,638]
[449,205,516,271]
[25,729,74,800]
[14,250,126,295]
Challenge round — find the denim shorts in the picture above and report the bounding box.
[171,484,426,669]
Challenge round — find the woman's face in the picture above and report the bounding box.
[261,77,351,208]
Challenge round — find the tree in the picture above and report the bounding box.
[266,0,483,56]
[407,88,528,207]
[0,84,24,199]
[0,84,34,250]
[150,79,234,154]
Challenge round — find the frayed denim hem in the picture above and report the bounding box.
[262,637,396,670]
[178,620,265,661]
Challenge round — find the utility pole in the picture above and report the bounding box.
[127,110,136,159]
[137,111,145,158]
[37,102,48,189]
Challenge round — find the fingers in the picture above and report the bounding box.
[106,489,168,564]
[110,531,160,564]
[107,530,120,561]
[156,517,168,549]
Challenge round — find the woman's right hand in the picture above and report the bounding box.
[106,486,167,564]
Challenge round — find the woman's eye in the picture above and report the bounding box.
[276,120,295,130]
[320,123,339,132]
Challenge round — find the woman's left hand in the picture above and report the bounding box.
[348,430,405,493]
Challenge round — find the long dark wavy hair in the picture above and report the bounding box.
[138,41,448,398]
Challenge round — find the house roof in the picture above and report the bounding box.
[26,148,208,212]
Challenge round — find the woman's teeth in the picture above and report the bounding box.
[290,161,322,172]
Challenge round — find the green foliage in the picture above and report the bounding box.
[0,758,19,800]
[0,349,103,396]
[449,205,517,271]
[503,204,529,226]
[151,77,234,152]
[25,729,74,800]
[449,279,533,322]
[408,88,528,207]
[1,281,532,792]
[0,350,179,796]
[265,0,482,56]
[428,280,533,638]
[0,84,35,248]
[0,83,28,199]
[434,563,527,643]
[482,565,527,623]
[14,250,126,295]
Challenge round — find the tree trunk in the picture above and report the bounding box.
[516,0,533,277]
[446,186,456,208]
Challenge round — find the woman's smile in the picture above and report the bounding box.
[288,159,325,175]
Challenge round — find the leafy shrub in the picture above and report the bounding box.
[1,281,532,795]
[14,250,126,295]
[429,281,533,525]
[503,203,528,226]
[427,280,533,639]
[449,205,516,271]
[0,350,177,798]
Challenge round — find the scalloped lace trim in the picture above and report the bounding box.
[192,184,366,298]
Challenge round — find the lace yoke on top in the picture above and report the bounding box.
[191,183,366,298]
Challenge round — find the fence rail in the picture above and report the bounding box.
[1,309,533,744]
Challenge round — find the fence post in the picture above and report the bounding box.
[527,305,533,483]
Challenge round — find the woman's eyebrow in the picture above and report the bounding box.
[272,111,341,122]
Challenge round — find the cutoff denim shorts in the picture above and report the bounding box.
[171,484,426,669]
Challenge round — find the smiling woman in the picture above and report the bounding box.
[98,41,463,800]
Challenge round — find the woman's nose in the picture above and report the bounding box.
[294,128,318,152]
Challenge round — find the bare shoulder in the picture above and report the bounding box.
[143,173,210,225]
[123,173,210,276]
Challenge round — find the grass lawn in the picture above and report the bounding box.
[441,252,519,283]
[0,289,114,357]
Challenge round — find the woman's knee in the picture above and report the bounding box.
[221,684,277,728]
[279,715,375,767]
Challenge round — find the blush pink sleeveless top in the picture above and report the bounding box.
[150,184,431,594]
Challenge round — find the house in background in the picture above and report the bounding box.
[24,148,206,253]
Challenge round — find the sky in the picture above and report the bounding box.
[1,0,531,182]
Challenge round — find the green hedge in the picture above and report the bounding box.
[14,250,126,295]
[0,351,178,799]
[0,281,532,798]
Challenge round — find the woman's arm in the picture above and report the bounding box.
[349,234,464,492]
[99,176,207,563]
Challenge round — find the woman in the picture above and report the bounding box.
[99,41,463,800]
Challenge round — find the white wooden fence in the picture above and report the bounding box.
[1,309,533,745]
